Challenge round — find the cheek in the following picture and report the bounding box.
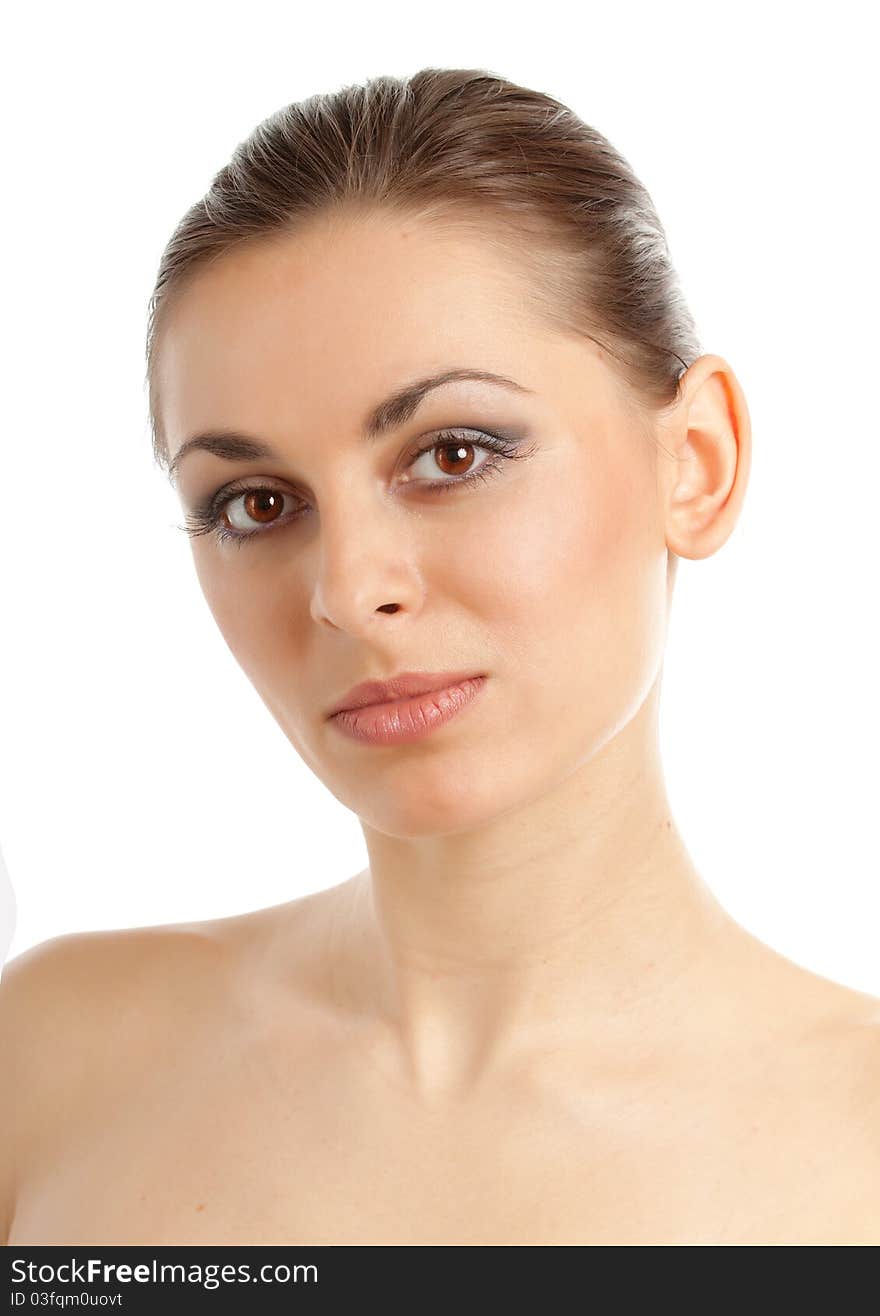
[460,455,666,723]
[454,471,618,648]
[192,555,304,684]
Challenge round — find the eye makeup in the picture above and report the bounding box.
[178,425,538,550]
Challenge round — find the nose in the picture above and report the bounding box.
[308,499,423,633]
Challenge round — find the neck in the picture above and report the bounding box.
[333,679,737,1096]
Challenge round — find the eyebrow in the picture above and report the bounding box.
[166,367,533,477]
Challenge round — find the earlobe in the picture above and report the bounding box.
[660,354,752,563]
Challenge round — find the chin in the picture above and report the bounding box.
[353,768,537,840]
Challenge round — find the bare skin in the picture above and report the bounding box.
[4,873,880,1245]
[4,210,879,1244]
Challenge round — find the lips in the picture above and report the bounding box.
[327,669,485,717]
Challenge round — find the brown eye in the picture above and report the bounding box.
[433,441,477,477]
[402,429,527,491]
[181,428,532,549]
[244,490,282,522]
[226,488,289,532]
[406,439,484,483]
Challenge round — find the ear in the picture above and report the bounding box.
[656,353,752,562]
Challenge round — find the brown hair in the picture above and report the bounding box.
[145,66,701,486]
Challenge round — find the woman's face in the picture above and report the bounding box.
[158,211,672,837]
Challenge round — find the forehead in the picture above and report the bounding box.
[156,212,621,451]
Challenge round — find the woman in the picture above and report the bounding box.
[3,67,879,1245]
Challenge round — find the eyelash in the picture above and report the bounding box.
[179,429,533,549]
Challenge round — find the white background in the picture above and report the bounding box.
[2,1,877,992]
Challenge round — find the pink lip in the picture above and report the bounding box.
[328,675,488,746]
[327,669,486,717]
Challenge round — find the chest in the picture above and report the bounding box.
[9,1029,878,1245]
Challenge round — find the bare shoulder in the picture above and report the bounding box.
[0,921,226,1042]
[0,922,229,1243]
[777,968,880,1238]
[763,942,880,1105]
[0,881,346,1061]
[821,1001,880,1240]
[0,886,343,1149]
[813,981,880,1130]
